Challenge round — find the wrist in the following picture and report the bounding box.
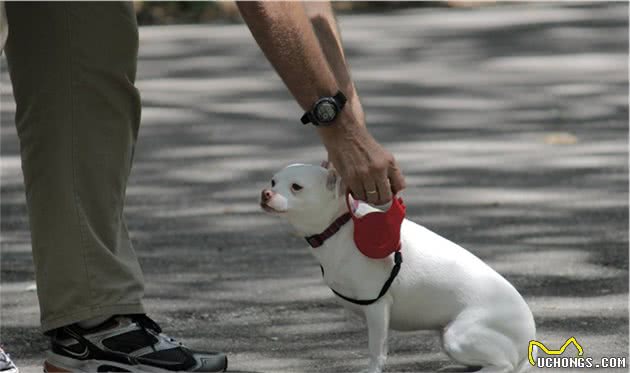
[348,95,365,126]
[317,106,367,146]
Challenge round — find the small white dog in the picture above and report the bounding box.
[260,163,536,373]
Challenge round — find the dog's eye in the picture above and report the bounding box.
[291,183,303,192]
[271,179,276,187]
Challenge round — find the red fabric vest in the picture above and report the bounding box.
[346,194,406,259]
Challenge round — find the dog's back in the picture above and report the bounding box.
[393,217,536,371]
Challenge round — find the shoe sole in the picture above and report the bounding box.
[44,352,228,373]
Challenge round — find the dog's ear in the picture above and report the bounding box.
[326,168,343,199]
[326,168,337,191]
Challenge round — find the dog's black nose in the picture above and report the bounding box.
[261,189,273,203]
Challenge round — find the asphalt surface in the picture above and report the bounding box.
[1,2,628,372]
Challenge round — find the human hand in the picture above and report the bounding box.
[320,123,405,205]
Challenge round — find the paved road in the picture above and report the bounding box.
[1,2,628,372]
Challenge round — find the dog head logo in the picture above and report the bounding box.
[528,337,584,366]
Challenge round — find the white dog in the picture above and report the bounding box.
[260,163,536,373]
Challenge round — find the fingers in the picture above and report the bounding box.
[387,162,406,195]
[326,139,405,205]
[348,178,366,202]
[354,169,391,205]
[347,163,400,205]
[375,177,392,205]
[364,180,379,205]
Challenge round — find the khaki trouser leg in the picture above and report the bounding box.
[4,2,145,333]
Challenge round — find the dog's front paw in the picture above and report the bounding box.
[361,355,386,373]
[360,369,382,373]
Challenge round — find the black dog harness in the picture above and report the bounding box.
[305,213,403,306]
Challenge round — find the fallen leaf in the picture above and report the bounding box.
[544,132,578,145]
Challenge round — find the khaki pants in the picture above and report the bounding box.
[4,2,146,332]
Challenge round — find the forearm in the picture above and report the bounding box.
[237,1,340,112]
[303,1,366,135]
[237,1,365,146]
[303,2,358,105]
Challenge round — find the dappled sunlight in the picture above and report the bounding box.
[489,250,626,278]
[530,294,627,319]
[139,24,246,43]
[209,278,331,304]
[140,106,207,126]
[267,320,352,337]
[485,53,626,73]
[138,77,278,94]
[0,280,39,328]
[364,95,510,111]
[1,1,627,371]
[0,155,22,187]
[155,144,269,159]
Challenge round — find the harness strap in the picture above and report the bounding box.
[320,250,402,306]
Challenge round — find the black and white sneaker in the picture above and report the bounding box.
[0,346,18,373]
[43,314,227,372]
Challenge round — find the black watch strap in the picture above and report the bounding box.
[333,91,347,107]
[301,91,347,126]
[300,112,312,125]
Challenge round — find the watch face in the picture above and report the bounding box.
[315,100,337,123]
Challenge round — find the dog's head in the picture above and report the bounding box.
[260,162,344,235]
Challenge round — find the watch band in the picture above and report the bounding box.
[333,91,347,107]
[300,112,312,125]
[301,91,347,126]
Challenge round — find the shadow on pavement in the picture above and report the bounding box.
[1,2,627,372]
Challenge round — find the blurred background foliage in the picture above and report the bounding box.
[134,1,492,25]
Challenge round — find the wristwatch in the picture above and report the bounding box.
[301,91,347,126]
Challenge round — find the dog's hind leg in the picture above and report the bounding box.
[442,311,520,373]
[361,297,392,373]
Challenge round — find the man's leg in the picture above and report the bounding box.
[4,1,145,333]
[5,4,227,371]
